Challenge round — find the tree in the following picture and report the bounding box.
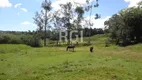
[74,6,84,37]
[42,0,52,46]
[59,2,74,44]
[85,0,100,44]
[105,3,142,46]
[123,7,142,43]
[33,0,52,46]
[52,11,64,45]
[33,11,44,32]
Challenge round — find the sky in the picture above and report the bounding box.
[0,0,141,31]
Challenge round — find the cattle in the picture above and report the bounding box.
[66,44,75,52]
[90,46,93,52]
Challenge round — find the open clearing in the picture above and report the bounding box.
[0,44,142,80]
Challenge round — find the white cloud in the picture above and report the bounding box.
[93,16,110,29]
[21,21,31,25]
[124,0,142,7]
[82,16,110,29]
[52,0,92,10]
[14,3,28,14]
[0,0,12,8]
[14,3,22,8]
[21,8,28,12]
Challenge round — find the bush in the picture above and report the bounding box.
[29,36,43,47]
[0,34,10,43]
[83,43,92,46]
[0,33,42,47]
[10,34,22,44]
[20,34,43,47]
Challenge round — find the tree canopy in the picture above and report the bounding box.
[105,2,142,46]
[33,0,100,45]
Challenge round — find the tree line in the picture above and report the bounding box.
[0,27,104,47]
[0,31,42,47]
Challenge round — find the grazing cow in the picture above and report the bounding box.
[66,44,75,52]
[90,46,93,52]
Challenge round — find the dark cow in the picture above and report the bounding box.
[66,44,75,52]
[90,46,93,52]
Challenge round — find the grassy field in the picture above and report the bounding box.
[0,35,142,80]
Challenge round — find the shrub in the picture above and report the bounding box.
[0,34,10,43]
[0,33,42,47]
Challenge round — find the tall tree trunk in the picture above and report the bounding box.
[67,30,70,45]
[44,10,47,46]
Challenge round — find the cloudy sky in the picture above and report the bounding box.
[0,0,141,31]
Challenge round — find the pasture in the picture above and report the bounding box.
[0,34,142,80]
[0,43,142,80]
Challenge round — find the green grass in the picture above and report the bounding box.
[0,35,142,80]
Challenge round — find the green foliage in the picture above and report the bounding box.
[105,6,142,46]
[0,34,21,44]
[34,0,52,46]
[0,33,42,47]
[33,0,100,45]
[30,34,43,47]
[75,7,84,16]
